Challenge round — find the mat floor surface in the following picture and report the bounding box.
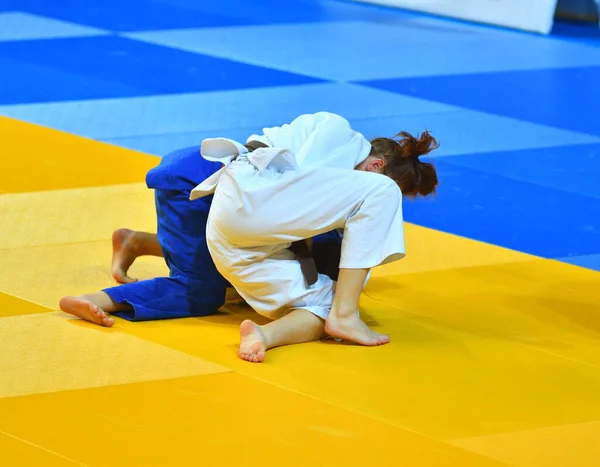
[1,1,599,465]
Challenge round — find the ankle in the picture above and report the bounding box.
[330,305,358,320]
[78,294,97,305]
[127,231,145,254]
[260,326,275,350]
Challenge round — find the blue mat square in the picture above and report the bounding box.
[444,143,600,199]
[152,0,417,26]
[2,0,428,31]
[126,21,600,82]
[359,66,600,137]
[0,35,324,105]
[558,254,600,272]
[404,160,600,258]
[0,54,144,105]
[349,112,599,158]
[0,12,108,41]
[0,83,453,141]
[1,0,248,31]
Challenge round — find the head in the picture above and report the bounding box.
[357,130,439,197]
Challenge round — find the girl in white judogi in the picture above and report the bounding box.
[191,112,439,362]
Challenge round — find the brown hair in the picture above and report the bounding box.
[370,130,439,197]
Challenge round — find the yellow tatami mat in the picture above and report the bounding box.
[0,312,228,398]
[0,183,156,250]
[0,117,159,193]
[0,292,51,318]
[0,373,506,467]
[2,118,599,466]
[0,432,81,467]
[451,421,600,467]
[115,290,600,441]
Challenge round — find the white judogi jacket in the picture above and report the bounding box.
[190,112,371,200]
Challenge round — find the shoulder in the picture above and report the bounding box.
[291,112,350,128]
[161,145,201,164]
[160,145,221,174]
[314,112,350,126]
[147,145,220,190]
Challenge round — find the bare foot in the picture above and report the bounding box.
[111,228,140,284]
[59,296,115,327]
[325,313,389,346]
[239,320,267,363]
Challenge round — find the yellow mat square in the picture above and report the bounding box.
[0,116,159,193]
[0,313,228,398]
[0,292,52,318]
[116,287,600,442]
[0,241,167,309]
[366,258,600,367]
[0,183,156,250]
[452,421,600,467]
[0,432,81,467]
[0,373,504,467]
[375,223,536,277]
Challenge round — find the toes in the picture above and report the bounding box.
[376,335,390,345]
[113,267,138,284]
[121,275,138,284]
[239,351,262,363]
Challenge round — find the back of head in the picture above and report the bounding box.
[370,130,439,197]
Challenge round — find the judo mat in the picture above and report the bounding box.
[1,1,600,466]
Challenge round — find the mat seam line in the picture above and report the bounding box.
[1,430,89,467]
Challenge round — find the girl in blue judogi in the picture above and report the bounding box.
[59,144,342,334]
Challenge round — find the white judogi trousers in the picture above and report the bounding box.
[204,156,405,320]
